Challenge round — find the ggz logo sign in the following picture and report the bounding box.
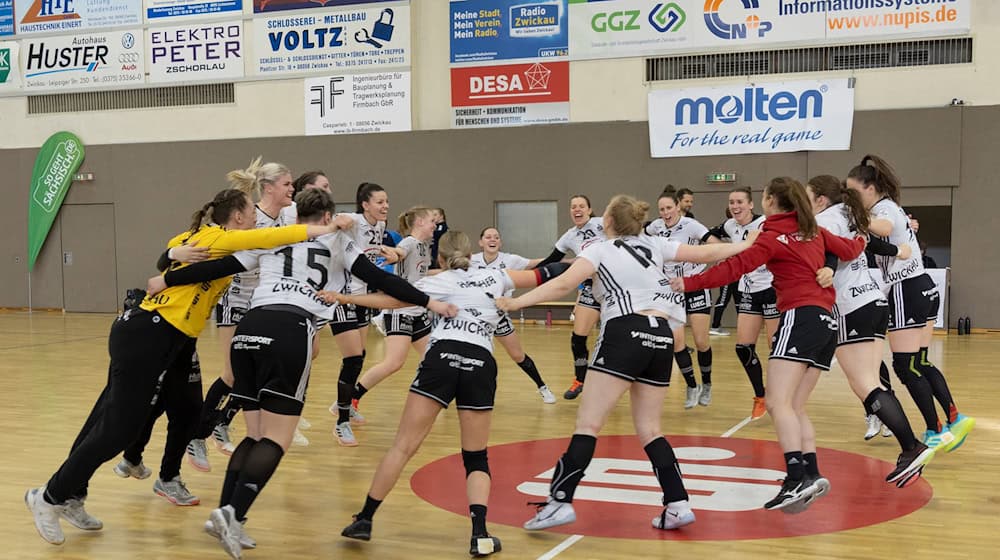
[591,3,684,33]
[704,0,772,40]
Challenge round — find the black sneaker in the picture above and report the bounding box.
[764,478,808,510]
[563,380,584,400]
[341,515,372,541]
[886,442,935,485]
[781,473,831,514]
[470,534,502,557]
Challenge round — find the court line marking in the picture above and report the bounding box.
[721,416,753,438]
[536,534,584,560]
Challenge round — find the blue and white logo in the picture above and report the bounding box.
[122,32,135,49]
[675,85,826,125]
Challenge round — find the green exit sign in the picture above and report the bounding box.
[707,173,736,184]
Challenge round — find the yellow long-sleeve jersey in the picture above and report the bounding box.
[140,224,310,337]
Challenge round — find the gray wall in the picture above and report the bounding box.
[1,105,992,326]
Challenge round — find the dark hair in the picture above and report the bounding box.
[765,177,817,239]
[807,174,870,235]
[293,170,327,196]
[480,226,500,239]
[660,184,677,197]
[189,189,250,233]
[657,190,680,204]
[356,182,386,213]
[434,207,447,221]
[847,154,902,204]
[676,188,694,199]
[570,194,594,217]
[730,186,753,202]
[295,188,335,222]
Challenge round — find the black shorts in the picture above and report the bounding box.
[770,306,838,371]
[495,315,515,337]
[577,280,601,311]
[329,303,359,335]
[384,311,432,340]
[214,304,246,327]
[409,340,498,410]
[888,274,939,331]
[834,299,889,346]
[230,308,316,416]
[590,314,674,386]
[737,288,779,319]
[685,289,712,315]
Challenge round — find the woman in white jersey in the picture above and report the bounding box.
[471,227,555,403]
[338,232,571,557]
[535,195,606,400]
[645,191,720,409]
[503,195,753,533]
[846,155,974,451]
[724,187,779,420]
[349,207,437,432]
[807,175,935,491]
[328,182,399,445]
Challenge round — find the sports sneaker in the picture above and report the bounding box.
[684,386,700,409]
[864,415,882,441]
[373,312,387,336]
[292,428,310,447]
[709,328,730,336]
[205,519,256,549]
[341,515,372,541]
[154,476,200,506]
[470,534,502,557]
[763,478,810,510]
[25,487,64,545]
[538,385,557,404]
[335,422,358,447]
[652,500,695,529]
[209,505,243,559]
[350,399,366,425]
[328,401,339,417]
[895,465,925,488]
[523,498,576,530]
[886,442,935,484]
[781,474,829,514]
[922,428,955,451]
[213,424,236,456]
[563,380,584,400]
[59,498,103,530]
[944,414,975,452]
[113,458,152,480]
[881,424,894,438]
[698,384,712,406]
[298,416,312,430]
[751,396,767,420]
[186,439,211,472]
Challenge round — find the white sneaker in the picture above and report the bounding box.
[864,415,882,441]
[213,424,236,456]
[25,487,64,545]
[209,505,243,559]
[154,476,200,506]
[881,423,894,438]
[373,312,387,336]
[186,439,211,472]
[113,458,152,480]
[297,417,312,430]
[684,386,700,409]
[523,498,576,530]
[652,500,696,530]
[59,498,103,530]
[698,383,712,406]
[205,518,257,549]
[292,428,310,447]
[709,328,730,336]
[538,385,557,404]
[334,422,358,447]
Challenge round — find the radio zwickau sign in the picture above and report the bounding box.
[648,79,855,158]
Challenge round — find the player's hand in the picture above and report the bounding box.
[146,275,167,296]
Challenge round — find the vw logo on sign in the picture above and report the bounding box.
[122,32,135,49]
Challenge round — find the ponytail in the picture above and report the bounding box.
[847,154,902,203]
[189,201,214,233]
[397,206,433,236]
[227,156,291,203]
[765,177,817,239]
[189,188,251,233]
[808,174,870,235]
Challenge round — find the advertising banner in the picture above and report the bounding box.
[145,0,243,21]
[0,41,19,91]
[28,131,85,271]
[0,0,13,37]
[451,61,569,129]
[21,29,146,92]
[304,71,410,135]
[254,0,398,14]
[147,21,244,82]
[252,3,409,76]
[648,79,855,158]
[16,0,142,35]
[450,0,568,64]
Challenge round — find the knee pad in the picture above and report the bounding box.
[571,334,589,363]
[462,448,490,478]
[891,352,920,383]
[339,355,365,383]
[735,344,758,367]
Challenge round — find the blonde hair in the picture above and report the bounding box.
[605,195,649,236]
[225,156,290,203]
[398,206,434,236]
[438,231,472,270]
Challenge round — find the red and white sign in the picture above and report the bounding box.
[450,61,569,129]
[411,435,933,540]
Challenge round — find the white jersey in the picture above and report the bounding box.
[343,213,386,295]
[816,204,885,315]
[644,216,711,278]
[871,198,924,285]
[280,202,297,225]
[394,236,432,316]
[577,235,687,327]
[237,232,362,322]
[223,205,295,309]
[415,268,514,352]
[470,251,531,297]
[555,217,606,256]
[723,215,773,294]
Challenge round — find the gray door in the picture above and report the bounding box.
[60,204,118,312]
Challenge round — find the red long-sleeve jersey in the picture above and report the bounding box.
[684,211,866,313]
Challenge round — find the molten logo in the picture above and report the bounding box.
[704,0,772,40]
[675,86,825,125]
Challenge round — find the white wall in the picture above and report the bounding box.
[1,1,998,149]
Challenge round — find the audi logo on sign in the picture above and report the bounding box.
[119,53,140,64]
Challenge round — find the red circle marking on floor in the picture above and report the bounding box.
[410,435,933,540]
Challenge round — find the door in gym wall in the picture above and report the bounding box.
[59,204,118,312]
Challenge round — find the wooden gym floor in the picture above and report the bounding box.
[0,311,997,559]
